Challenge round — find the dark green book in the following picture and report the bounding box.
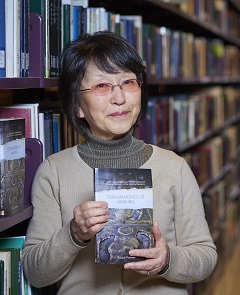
[0,260,4,295]
[1,248,20,295]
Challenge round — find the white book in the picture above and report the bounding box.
[38,112,46,160]
[72,0,88,7]
[5,0,14,77]
[13,0,21,77]
[45,0,50,77]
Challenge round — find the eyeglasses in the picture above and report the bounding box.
[80,79,143,96]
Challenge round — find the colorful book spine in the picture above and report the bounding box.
[0,0,6,77]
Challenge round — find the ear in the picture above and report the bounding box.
[78,107,85,118]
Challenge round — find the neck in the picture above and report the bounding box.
[77,128,153,168]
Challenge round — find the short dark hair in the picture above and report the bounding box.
[58,31,149,136]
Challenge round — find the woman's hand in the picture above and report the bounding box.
[124,221,170,276]
[71,201,109,242]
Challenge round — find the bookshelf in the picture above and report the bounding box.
[0,1,240,294]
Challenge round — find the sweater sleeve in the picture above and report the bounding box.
[162,160,218,283]
[21,159,85,288]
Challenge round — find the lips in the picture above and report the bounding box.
[110,111,129,118]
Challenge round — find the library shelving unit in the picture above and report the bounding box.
[0,1,240,295]
[0,13,58,235]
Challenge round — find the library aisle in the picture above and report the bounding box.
[207,240,240,295]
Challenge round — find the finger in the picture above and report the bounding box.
[80,201,108,211]
[128,247,156,259]
[152,221,163,247]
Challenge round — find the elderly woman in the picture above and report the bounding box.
[22,31,217,295]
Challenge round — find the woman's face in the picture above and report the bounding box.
[78,63,141,140]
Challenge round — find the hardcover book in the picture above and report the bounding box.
[0,118,25,217]
[94,168,154,264]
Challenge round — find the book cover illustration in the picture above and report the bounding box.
[0,118,25,217]
[94,168,154,264]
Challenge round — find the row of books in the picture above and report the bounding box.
[0,0,89,78]
[32,0,143,78]
[2,0,240,81]
[0,102,85,161]
[197,169,240,295]
[143,23,240,79]
[0,235,49,295]
[138,86,240,149]
[203,167,239,243]
[177,0,240,40]
[182,124,239,188]
[0,0,30,78]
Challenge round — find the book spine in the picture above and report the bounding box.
[5,0,14,77]
[0,0,6,77]
[13,0,21,77]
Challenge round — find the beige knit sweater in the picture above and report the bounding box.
[22,145,217,295]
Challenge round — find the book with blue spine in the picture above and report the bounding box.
[0,0,6,77]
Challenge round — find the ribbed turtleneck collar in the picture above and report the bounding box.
[77,128,153,169]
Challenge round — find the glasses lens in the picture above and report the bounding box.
[122,79,141,92]
[92,83,112,95]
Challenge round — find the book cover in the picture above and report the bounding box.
[94,168,154,264]
[0,118,25,217]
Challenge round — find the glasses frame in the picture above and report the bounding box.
[80,79,143,95]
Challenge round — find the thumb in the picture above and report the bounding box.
[152,221,164,247]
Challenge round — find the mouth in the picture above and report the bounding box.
[110,111,129,118]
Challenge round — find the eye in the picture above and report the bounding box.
[95,83,111,89]
[123,79,137,86]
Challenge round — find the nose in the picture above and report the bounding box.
[110,84,126,105]
[111,84,124,92]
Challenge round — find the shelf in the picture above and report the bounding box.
[146,0,240,46]
[0,77,58,89]
[200,164,231,194]
[148,77,240,86]
[162,113,240,154]
[0,206,33,232]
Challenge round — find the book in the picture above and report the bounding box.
[0,260,4,295]
[0,236,27,295]
[25,138,43,207]
[43,109,54,158]
[13,0,21,77]
[94,168,154,264]
[0,103,39,139]
[0,248,20,295]
[0,0,6,77]
[0,251,11,295]
[0,118,25,217]
[5,0,14,77]
[20,0,30,77]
